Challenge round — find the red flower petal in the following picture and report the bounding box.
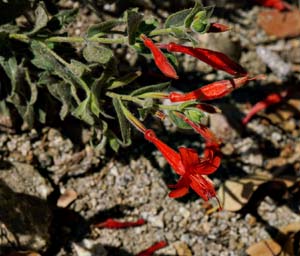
[144,129,185,175]
[189,174,216,201]
[207,23,230,33]
[242,91,286,125]
[95,218,145,229]
[254,0,291,11]
[178,147,200,169]
[169,186,190,198]
[136,241,168,256]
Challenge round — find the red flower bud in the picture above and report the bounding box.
[169,75,264,102]
[207,23,230,33]
[165,42,247,76]
[141,34,179,79]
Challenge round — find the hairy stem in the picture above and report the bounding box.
[9,33,127,44]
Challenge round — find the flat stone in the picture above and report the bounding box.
[0,162,53,199]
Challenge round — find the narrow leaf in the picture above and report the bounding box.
[108,71,141,89]
[112,97,131,146]
[87,19,124,38]
[126,9,143,45]
[131,82,170,96]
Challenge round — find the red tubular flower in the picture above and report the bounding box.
[242,91,287,125]
[164,42,247,76]
[140,34,179,79]
[176,112,221,174]
[254,0,291,11]
[207,23,230,33]
[144,129,219,201]
[169,75,264,102]
[95,218,145,229]
[136,241,168,256]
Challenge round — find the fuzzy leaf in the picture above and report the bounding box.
[184,0,204,28]
[83,43,113,64]
[31,40,89,102]
[28,3,49,35]
[184,108,205,124]
[0,57,39,128]
[108,71,141,89]
[190,6,215,33]
[87,19,124,38]
[138,17,158,34]
[69,59,90,77]
[107,130,120,152]
[164,8,192,28]
[51,8,78,29]
[168,111,192,129]
[72,97,94,125]
[47,80,74,120]
[131,82,170,96]
[125,9,143,45]
[112,98,131,147]
[24,69,38,106]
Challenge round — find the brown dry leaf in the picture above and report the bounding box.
[246,239,281,256]
[258,10,300,38]
[279,223,300,256]
[247,222,300,256]
[280,223,300,234]
[57,188,78,208]
[217,175,269,211]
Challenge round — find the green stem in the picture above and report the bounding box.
[156,104,182,111]
[136,92,169,99]
[9,33,127,44]
[118,100,147,134]
[9,33,29,43]
[106,92,145,105]
[149,28,173,36]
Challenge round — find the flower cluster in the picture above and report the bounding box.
[118,29,263,208]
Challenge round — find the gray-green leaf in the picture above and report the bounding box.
[131,82,170,96]
[125,9,143,45]
[83,43,113,64]
[112,98,131,147]
[28,3,49,35]
[164,9,191,28]
[168,111,192,129]
[87,19,124,38]
[108,71,141,89]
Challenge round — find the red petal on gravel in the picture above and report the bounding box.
[136,241,168,256]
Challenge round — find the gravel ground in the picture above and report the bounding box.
[1,1,300,256]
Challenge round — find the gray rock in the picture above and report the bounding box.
[0,162,53,199]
